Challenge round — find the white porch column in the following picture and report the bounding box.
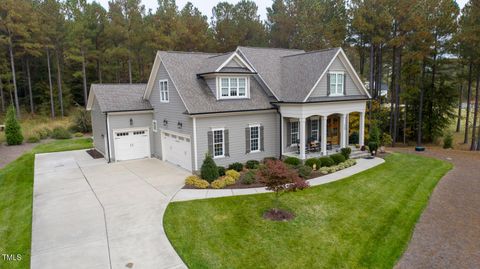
[340,114,346,148]
[280,115,284,156]
[345,114,350,146]
[359,112,365,146]
[321,115,327,156]
[299,117,306,159]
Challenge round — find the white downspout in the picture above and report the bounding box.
[193,117,198,171]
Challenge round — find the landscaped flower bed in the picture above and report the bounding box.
[184,148,358,189]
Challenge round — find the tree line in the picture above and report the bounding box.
[0,0,479,150]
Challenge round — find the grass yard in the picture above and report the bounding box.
[0,138,93,269]
[164,153,452,269]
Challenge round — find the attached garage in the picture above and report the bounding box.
[161,131,192,171]
[113,128,151,161]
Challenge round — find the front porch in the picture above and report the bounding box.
[279,101,366,160]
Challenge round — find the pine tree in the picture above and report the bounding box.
[5,105,23,145]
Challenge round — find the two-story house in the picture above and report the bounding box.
[86,46,370,172]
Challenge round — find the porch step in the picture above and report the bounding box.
[350,150,370,159]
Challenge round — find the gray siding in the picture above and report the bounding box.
[150,61,193,159]
[310,57,363,97]
[195,111,279,168]
[108,112,154,161]
[91,99,107,155]
[206,78,216,96]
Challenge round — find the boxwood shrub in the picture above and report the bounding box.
[304,158,321,169]
[217,166,226,176]
[330,153,346,165]
[340,147,352,159]
[319,156,335,167]
[283,156,301,166]
[245,160,260,169]
[228,162,244,172]
[297,165,312,179]
[241,170,256,185]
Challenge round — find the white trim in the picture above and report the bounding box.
[249,124,261,153]
[107,113,112,160]
[236,48,281,101]
[303,48,372,102]
[86,90,95,110]
[216,52,255,73]
[152,120,157,132]
[193,117,198,171]
[107,110,153,116]
[159,79,169,103]
[211,127,225,159]
[189,109,276,118]
[217,76,249,99]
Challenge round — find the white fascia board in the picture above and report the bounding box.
[216,51,255,73]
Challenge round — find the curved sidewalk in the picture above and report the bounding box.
[171,157,385,202]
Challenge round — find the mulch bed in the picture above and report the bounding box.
[263,208,295,221]
[86,149,104,159]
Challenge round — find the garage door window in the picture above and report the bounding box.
[213,129,224,158]
[117,132,128,137]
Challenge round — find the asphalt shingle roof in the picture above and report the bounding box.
[91,84,152,112]
[158,51,274,114]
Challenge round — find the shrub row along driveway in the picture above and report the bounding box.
[31,150,190,269]
[394,148,480,269]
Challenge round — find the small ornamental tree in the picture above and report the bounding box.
[257,160,309,218]
[5,106,24,145]
[201,154,219,182]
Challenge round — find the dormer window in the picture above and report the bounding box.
[328,72,345,96]
[218,77,248,99]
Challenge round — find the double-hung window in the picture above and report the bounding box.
[213,129,224,158]
[250,125,260,152]
[291,121,299,144]
[219,77,247,98]
[329,72,344,96]
[159,80,169,102]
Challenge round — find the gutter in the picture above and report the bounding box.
[271,97,370,105]
[187,108,275,116]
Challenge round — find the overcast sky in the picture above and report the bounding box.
[90,0,469,22]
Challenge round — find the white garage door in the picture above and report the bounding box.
[113,128,150,161]
[162,131,192,171]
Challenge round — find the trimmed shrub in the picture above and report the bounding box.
[51,127,72,139]
[228,162,243,172]
[225,169,240,180]
[368,141,378,155]
[443,133,453,149]
[283,156,301,166]
[304,158,321,170]
[70,108,92,133]
[26,135,40,143]
[5,106,24,145]
[185,175,209,189]
[217,166,226,176]
[211,178,227,189]
[319,167,329,175]
[245,160,260,169]
[201,154,219,182]
[241,170,256,185]
[263,156,277,163]
[319,156,335,167]
[74,132,84,137]
[223,175,236,185]
[330,153,346,164]
[340,147,352,159]
[297,165,312,179]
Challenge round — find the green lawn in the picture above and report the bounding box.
[0,138,93,269]
[164,153,452,269]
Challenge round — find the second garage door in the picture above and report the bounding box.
[162,131,192,171]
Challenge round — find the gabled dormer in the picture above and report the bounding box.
[197,51,257,100]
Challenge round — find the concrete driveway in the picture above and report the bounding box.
[31,150,190,269]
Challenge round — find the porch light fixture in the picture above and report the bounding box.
[163,119,168,126]
[129,118,133,126]
[177,121,183,129]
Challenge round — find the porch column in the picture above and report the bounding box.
[280,115,284,156]
[340,114,346,148]
[345,114,350,146]
[299,117,306,159]
[359,112,365,146]
[321,115,327,156]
